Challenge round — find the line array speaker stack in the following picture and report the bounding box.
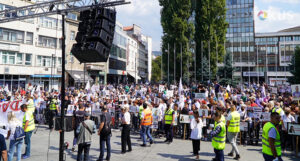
[71,7,116,63]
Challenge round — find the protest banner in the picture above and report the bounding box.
[179,114,190,123]
[119,95,127,102]
[66,105,75,116]
[174,111,178,126]
[270,87,278,94]
[288,123,300,136]
[199,109,208,117]
[0,101,24,137]
[154,97,160,105]
[253,107,262,119]
[195,93,206,99]
[159,85,165,93]
[260,112,271,121]
[291,85,300,100]
[166,90,174,98]
[240,122,249,131]
[152,116,159,129]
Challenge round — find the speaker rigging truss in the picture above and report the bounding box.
[0,0,130,23]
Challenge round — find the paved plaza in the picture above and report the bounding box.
[4,125,299,161]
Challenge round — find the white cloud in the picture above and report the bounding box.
[117,0,160,16]
[261,0,300,4]
[254,5,300,32]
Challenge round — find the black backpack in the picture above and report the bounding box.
[101,114,111,136]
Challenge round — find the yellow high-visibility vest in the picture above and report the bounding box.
[23,111,35,132]
[212,122,226,150]
[228,111,240,133]
[262,122,281,156]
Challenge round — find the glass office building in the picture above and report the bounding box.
[225,0,255,82]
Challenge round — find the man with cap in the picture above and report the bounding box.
[76,112,96,161]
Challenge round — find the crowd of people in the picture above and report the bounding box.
[0,81,300,161]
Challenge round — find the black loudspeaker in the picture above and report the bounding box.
[54,116,73,132]
[72,7,116,63]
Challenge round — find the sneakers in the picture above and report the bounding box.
[150,140,154,144]
[140,144,147,147]
[163,139,169,143]
[234,154,241,160]
[22,155,30,159]
[228,152,234,157]
[71,147,75,152]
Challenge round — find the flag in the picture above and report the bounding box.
[178,78,184,109]
[85,81,91,90]
[261,85,266,98]
[226,85,231,92]
[4,84,9,93]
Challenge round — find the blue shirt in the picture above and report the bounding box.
[0,134,6,152]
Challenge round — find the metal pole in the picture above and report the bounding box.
[257,44,259,84]
[284,38,286,81]
[59,13,66,161]
[174,43,176,84]
[84,63,86,87]
[248,39,250,86]
[168,43,169,84]
[160,47,162,81]
[216,40,218,80]
[201,41,203,82]
[208,40,211,83]
[266,44,268,84]
[181,43,183,80]
[240,39,242,83]
[136,51,137,84]
[194,42,196,82]
[51,54,53,91]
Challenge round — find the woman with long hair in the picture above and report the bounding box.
[6,111,23,161]
[190,110,203,160]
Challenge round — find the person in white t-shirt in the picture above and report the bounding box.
[6,111,23,161]
[281,108,295,153]
[190,110,203,160]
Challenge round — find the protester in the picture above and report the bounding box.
[72,103,86,152]
[76,112,96,161]
[226,104,241,160]
[140,103,154,147]
[6,111,23,161]
[21,104,35,159]
[210,112,226,161]
[164,103,175,144]
[190,110,203,160]
[97,106,112,161]
[120,106,132,153]
[48,95,58,129]
[262,112,283,161]
[0,133,7,161]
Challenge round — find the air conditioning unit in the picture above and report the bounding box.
[45,68,49,71]
[57,67,62,72]
[4,67,9,74]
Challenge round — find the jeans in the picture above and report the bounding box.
[214,148,224,161]
[141,125,153,145]
[98,135,111,161]
[24,131,33,156]
[48,110,57,129]
[164,124,173,142]
[263,154,283,161]
[8,139,23,161]
[227,132,239,155]
[77,142,91,161]
[121,125,132,152]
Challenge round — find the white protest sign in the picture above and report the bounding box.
[179,114,190,123]
[291,85,300,100]
[0,101,24,137]
[166,90,174,98]
[195,93,206,99]
[271,87,278,94]
[66,105,75,116]
[240,122,248,131]
[261,112,271,121]
[199,109,208,117]
[159,85,165,93]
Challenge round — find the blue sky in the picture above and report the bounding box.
[116,0,300,51]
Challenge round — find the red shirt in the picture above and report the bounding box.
[250,103,258,107]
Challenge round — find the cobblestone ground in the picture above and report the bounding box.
[5,125,299,161]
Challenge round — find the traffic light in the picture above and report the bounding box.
[71,7,116,63]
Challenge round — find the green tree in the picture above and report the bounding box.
[159,0,194,83]
[288,46,300,84]
[217,51,239,86]
[194,0,227,81]
[151,56,162,82]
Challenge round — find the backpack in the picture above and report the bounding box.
[14,126,25,141]
[101,114,111,136]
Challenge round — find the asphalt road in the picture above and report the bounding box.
[4,125,300,161]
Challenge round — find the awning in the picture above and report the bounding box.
[66,70,93,82]
[127,71,141,80]
[31,75,61,78]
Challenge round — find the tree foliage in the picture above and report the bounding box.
[217,51,239,86]
[159,0,194,83]
[194,0,227,81]
[151,56,162,82]
[288,46,300,84]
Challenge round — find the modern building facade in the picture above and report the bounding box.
[225,0,299,85]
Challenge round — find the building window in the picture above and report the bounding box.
[70,31,75,40]
[36,55,52,67]
[16,53,23,65]
[0,28,24,43]
[57,57,62,66]
[67,13,78,21]
[38,36,57,48]
[26,32,33,44]
[39,17,59,29]
[1,51,16,64]
[25,54,32,65]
